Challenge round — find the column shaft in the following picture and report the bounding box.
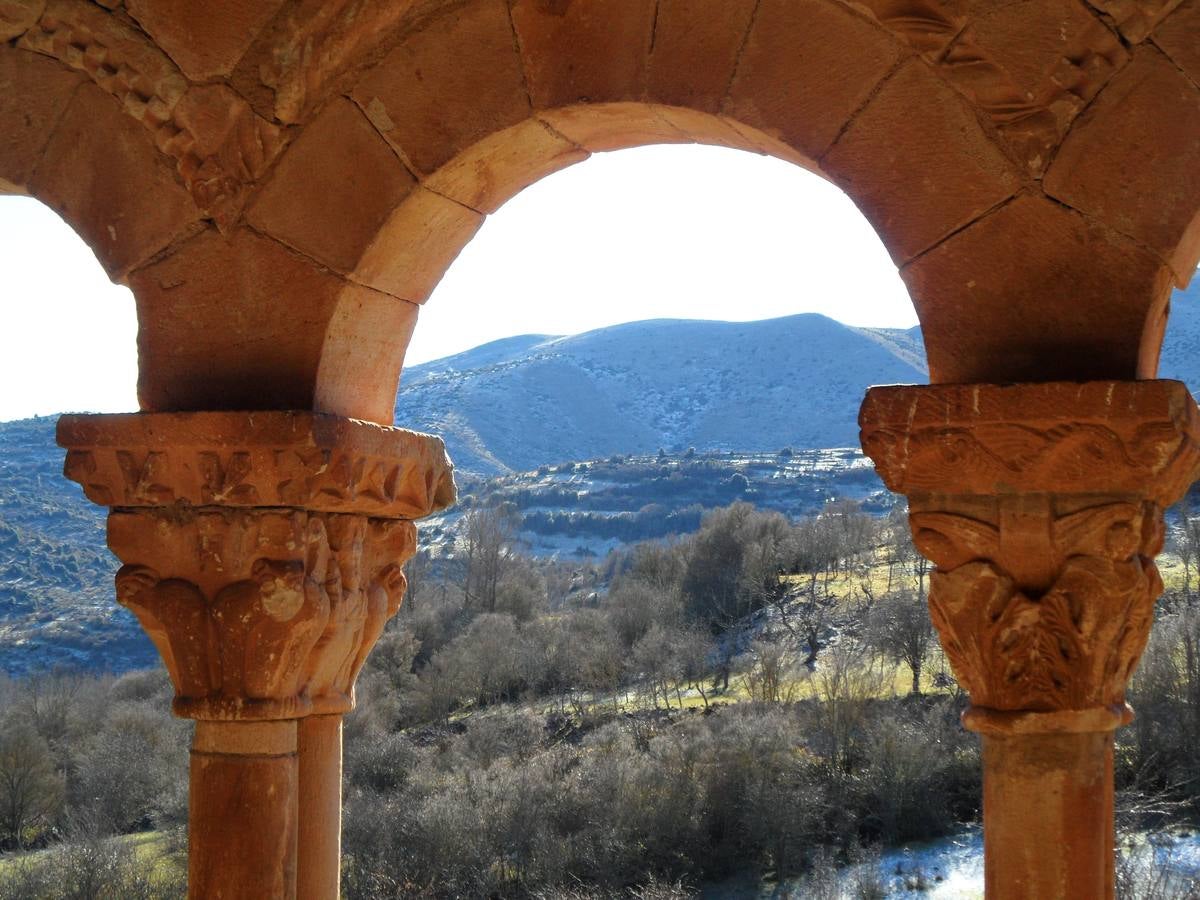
[298,714,344,899]
[982,733,1114,899]
[190,721,299,899]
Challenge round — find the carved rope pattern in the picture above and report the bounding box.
[861,420,1200,503]
[18,0,283,228]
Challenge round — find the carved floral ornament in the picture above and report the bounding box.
[111,508,415,721]
[859,381,1200,735]
[58,411,455,722]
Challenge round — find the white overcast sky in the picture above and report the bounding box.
[0,144,917,421]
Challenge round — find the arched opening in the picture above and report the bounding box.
[4,1,1200,895]
[302,90,1020,423]
[0,197,138,420]
[394,141,920,475]
[407,142,916,365]
[0,196,154,678]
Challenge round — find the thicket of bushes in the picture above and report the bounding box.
[3,499,1200,897]
[340,700,978,898]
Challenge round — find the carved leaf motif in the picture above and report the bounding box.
[211,558,330,703]
[109,508,421,720]
[19,1,283,228]
[1053,502,1143,561]
[275,448,327,505]
[356,461,396,505]
[63,450,114,505]
[990,588,1086,710]
[910,512,1000,570]
[115,566,215,700]
[925,522,1160,711]
[115,451,174,504]
[198,451,260,505]
[929,560,1012,701]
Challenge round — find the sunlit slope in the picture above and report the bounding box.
[1156,279,1200,386]
[395,313,928,474]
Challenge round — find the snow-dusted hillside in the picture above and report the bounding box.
[395,314,928,474]
[1157,279,1200,385]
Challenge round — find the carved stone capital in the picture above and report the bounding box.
[58,410,452,722]
[58,411,456,519]
[109,508,416,721]
[859,381,1200,729]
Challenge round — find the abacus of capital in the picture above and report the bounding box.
[56,411,455,900]
[859,380,1200,899]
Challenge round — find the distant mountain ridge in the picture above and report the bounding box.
[3,284,1200,674]
[395,313,928,474]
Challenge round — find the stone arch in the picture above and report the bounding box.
[0,40,203,282]
[2,0,1198,424]
[236,0,1199,423]
[244,0,1034,423]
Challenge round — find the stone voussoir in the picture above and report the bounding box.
[56,410,457,519]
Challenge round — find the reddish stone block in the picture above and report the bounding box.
[232,0,423,124]
[126,0,285,80]
[725,0,905,159]
[1084,0,1184,42]
[129,227,350,411]
[31,82,202,280]
[823,60,1021,264]
[538,102,688,152]
[315,285,420,423]
[353,186,484,302]
[647,0,757,112]
[1152,2,1200,103]
[424,117,587,213]
[0,47,82,191]
[957,0,1127,174]
[511,0,656,109]
[351,0,530,177]
[246,97,417,275]
[903,194,1174,383]
[652,106,771,157]
[1045,47,1200,281]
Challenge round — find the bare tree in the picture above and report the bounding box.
[403,549,433,609]
[812,640,889,773]
[672,626,715,709]
[744,637,801,704]
[21,669,83,746]
[867,590,934,695]
[458,504,521,613]
[0,722,64,848]
[1171,498,1200,597]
